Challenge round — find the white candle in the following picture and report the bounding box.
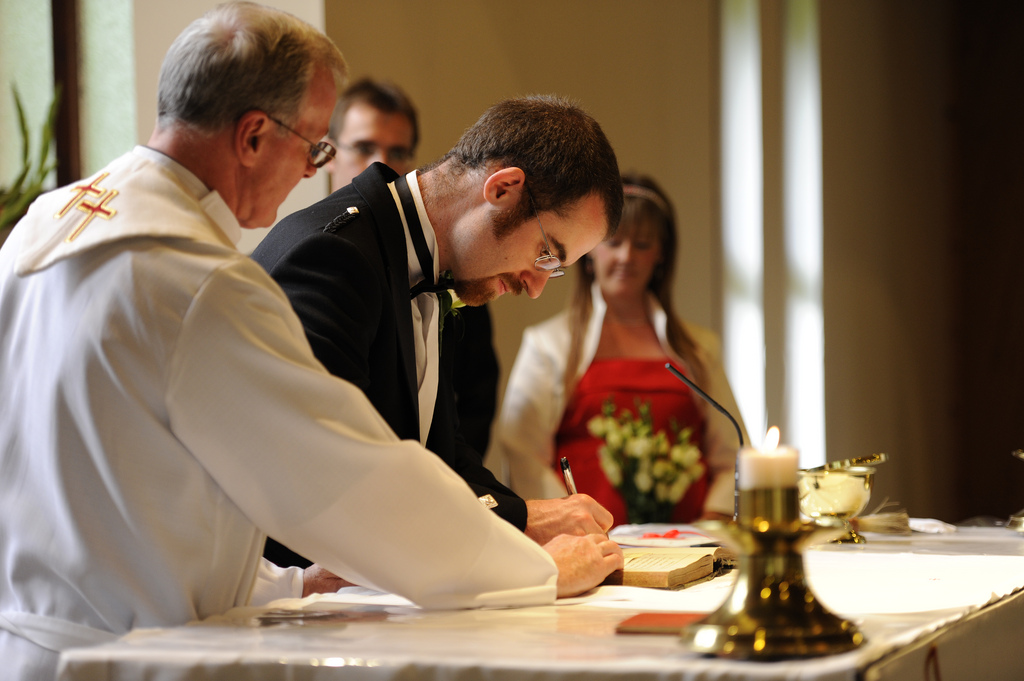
[737,426,799,490]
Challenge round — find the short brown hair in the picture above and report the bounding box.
[442,95,623,235]
[329,78,419,150]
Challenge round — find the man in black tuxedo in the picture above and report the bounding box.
[253,95,623,567]
[325,78,500,457]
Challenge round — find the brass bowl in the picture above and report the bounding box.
[797,466,874,544]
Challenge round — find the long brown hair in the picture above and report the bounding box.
[563,173,706,398]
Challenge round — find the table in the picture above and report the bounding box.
[58,527,1024,681]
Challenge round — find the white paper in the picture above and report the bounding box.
[609,523,717,548]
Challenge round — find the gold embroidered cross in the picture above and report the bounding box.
[55,173,120,242]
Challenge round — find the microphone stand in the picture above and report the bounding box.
[665,363,743,520]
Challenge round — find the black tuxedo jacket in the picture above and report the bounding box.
[251,164,526,567]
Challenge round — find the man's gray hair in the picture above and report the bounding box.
[157,1,346,132]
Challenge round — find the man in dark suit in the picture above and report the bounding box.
[254,95,623,567]
[325,78,500,457]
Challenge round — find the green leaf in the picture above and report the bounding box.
[1,85,60,237]
[14,87,31,171]
[34,85,62,178]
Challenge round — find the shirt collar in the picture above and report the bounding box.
[134,145,241,246]
[394,169,439,288]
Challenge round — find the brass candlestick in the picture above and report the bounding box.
[680,487,865,659]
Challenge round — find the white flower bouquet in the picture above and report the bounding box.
[587,397,705,523]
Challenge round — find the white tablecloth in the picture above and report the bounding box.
[58,527,1024,681]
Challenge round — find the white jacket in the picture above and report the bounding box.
[0,148,556,679]
[494,285,748,515]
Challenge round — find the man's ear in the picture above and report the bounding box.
[235,110,270,168]
[482,166,526,207]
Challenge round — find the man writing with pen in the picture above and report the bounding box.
[253,95,621,570]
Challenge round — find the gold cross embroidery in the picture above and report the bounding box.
[55,173,120,242]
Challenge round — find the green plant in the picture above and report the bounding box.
[0,85,60,241]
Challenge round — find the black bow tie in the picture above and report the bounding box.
[409,272,455,299]
[411,272,458,354]
[395,173,459,348]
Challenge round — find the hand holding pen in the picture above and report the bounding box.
[522,458,612,544]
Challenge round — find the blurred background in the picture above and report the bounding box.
[2,0,1022,524]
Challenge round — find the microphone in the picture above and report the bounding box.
[665,363,744,519]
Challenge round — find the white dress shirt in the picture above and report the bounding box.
[388,170,441,443]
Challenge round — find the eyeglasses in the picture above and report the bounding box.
[267,115,336,168]
[337,141,415,166]
[531,197,565,279]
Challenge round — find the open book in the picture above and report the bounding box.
[602,547,724,589]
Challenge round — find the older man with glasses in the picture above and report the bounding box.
[268,114,338,168]
[252,95,625,567]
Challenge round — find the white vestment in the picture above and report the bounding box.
[0,148,556,680]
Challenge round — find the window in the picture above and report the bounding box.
[720,0,824,466]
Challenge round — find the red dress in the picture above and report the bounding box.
[554,358,708,526]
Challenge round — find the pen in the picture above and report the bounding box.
[559,456,578,495]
